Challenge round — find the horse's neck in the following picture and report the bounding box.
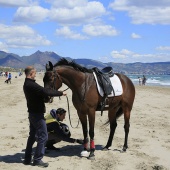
[62,69,94,102]
[59,67,85,90]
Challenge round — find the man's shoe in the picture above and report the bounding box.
[33,160,49,168]
[23,159,31,165]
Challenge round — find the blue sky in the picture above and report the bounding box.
[0,0,170,63]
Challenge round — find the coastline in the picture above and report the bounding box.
[127,74,170,87]
[135,84,170,89]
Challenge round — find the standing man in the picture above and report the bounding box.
[23,66,66,168]
[142,75,147,85]
[138,76,142,86]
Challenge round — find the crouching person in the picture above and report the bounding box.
[45,108,83,150]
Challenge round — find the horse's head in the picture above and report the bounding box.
[43,61,63,103]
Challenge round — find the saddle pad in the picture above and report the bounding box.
[93,72,123,97]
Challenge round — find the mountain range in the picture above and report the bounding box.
[0,50,170,74]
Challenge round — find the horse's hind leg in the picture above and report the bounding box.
[122,110,131,152]
[103,109,117,150]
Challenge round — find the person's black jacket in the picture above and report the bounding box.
[23,78,63,113]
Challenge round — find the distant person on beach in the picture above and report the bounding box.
[138,77,142,86]
[4,72,12,84]
[23,66,66,168]
[45,108,83,151]
[142,75,147,85]
[19,72,22,76]
[5,72,8,77]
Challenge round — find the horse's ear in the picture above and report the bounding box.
[48,61,53,70]
[46,63,50,71]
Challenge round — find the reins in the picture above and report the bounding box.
[65,95,79,128]
[53,69,79,128]
[62,87,69,92]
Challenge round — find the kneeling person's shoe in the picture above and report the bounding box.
[33,160,49,168]
[46,145,60,151]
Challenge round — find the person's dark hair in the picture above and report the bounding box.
[56,108,66,115]
[24,66,35,76]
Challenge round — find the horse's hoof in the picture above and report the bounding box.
[88,152,95,160]
[102,147,109,151]
[121,146,127,152]
[80,150,90,157]
[88,155,95,160]
[88,156,95,160]
[120,150,126,153]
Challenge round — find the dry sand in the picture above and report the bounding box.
[0,72,170,170]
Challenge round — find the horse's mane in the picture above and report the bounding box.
[54,58,93,73]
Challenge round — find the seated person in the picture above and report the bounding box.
[45,108,83,150]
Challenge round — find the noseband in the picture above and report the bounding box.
[52,70,62,90]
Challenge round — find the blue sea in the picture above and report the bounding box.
[126,74,170,87]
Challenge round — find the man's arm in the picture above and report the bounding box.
[31,82,64,97]
[42,88,63,97]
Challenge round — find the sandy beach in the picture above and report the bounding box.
[0,72,170,170]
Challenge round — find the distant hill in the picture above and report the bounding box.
[0,52,26,68]
[0,50,170,74]
[107,62,170,74]
[74,58,107,69]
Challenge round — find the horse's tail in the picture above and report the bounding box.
[103,107,123,126]
[116,107,123,119]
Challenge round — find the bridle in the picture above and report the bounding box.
[52,69,70,92]
[52,69,63,91]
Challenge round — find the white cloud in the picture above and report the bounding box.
[46,0,87,8]
[111,49,134,59]
[13,6,49,23]
[83,24,119,36]
[6,35,51,48]
[131,33,141,39]
[55,26,88,40]
[109,0,170,25]
[0,24,51,48]
[110,48,170,63]
[13,1,106,25]
[0,24,35,38]
[0,41,8,52]
[156,46,170,51]
[0,0,36,7]
[49,1,105,25]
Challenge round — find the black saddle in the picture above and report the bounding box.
[100,66,114,77]
[92,67,114,115]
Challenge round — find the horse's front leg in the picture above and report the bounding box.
[88,111,95,160]
[78,112,89,150]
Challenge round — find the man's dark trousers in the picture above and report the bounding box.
[25,113,48,162]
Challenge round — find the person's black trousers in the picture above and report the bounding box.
[25,113,48,162]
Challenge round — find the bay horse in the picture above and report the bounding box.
[43,58,135,159]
